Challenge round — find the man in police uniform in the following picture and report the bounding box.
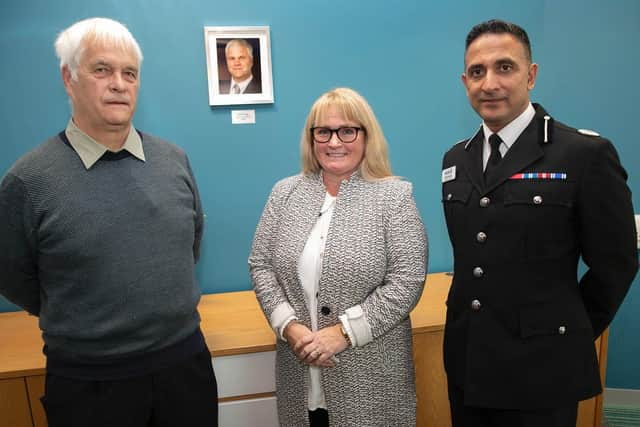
[441,19,638,426]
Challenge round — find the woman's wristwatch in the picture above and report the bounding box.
[339,323,352,347]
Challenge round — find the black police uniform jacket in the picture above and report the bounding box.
[441,104,638,409]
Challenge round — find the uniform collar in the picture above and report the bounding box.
[465,103,553,150]
[459,103,549,193]
[482,102,535,152]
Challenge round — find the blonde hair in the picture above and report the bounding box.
[300,87,393,180]
[55,17,143,81]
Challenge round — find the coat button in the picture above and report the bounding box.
[558,326,566,335]
[471,299,482,311]
[321,306,331,315]
[447,193,453,200]
[533,195,543,205]
[476,232,487,243]
[473,267,484,278]
[479,197,490,207]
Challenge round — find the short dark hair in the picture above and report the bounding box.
[465,19,532,61]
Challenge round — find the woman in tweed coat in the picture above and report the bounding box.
[249,88,428,426]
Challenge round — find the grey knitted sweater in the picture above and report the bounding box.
[0,132,204,361]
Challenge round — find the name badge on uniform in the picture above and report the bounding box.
[442,166,456,183]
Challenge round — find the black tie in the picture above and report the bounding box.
[484,133,503,182]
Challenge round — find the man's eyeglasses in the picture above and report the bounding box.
[311,127,364,143]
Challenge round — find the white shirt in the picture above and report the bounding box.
[297,192,336,410]
[230,75,254,94]
[482,103,535,171]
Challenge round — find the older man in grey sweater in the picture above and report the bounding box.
[0,18,218,427]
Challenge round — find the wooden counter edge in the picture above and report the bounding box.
[0,272,451,378]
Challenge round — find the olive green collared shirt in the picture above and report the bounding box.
[65,119,146,169]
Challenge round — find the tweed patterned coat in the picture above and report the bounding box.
[249,172,428,426]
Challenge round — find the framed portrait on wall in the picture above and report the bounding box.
[204,26,274,106]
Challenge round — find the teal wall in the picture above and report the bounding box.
[1,0,638,389]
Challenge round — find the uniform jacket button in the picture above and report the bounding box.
[533,195,543,205]
[471,299,482,311]
[476,232,487,243]
[558,326,566,335]
[473,267,484,278]
[321,306,331,315]
[479,197,490,207]
[447,193,453,200]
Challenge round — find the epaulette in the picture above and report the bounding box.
[576,128,600,137]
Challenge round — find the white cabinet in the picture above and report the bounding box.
[212,351,279,427]
[219,397,278,427]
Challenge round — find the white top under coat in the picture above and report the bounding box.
[297,192,336,410]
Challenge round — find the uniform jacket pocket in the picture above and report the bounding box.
[442,180,473,204]
[519,301,592,339]
[504,180,574,208]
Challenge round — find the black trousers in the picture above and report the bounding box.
[42,349,218,427]
[309,408,329,427]
[449,384,578,427]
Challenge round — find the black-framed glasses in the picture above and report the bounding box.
[311,127,364,143]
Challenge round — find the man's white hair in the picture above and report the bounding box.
[225,39,253,60]
[54,17,143,80]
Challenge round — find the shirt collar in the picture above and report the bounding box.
[230,75,254,93]
[65,119,145,169]
[482,102,535,151]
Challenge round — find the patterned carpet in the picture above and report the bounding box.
[603,405,640,427]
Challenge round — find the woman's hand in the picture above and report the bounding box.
[283,321,331,366]
[283,321,312,350]
[294,324,349,367]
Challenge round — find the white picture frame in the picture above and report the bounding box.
[204,26,274,106]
